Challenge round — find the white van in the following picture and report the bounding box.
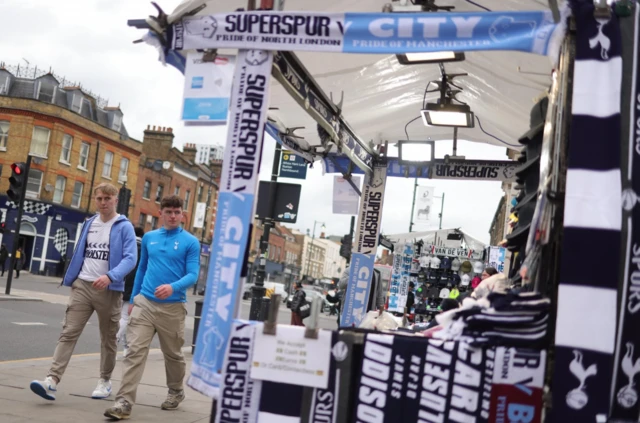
[264,282,287,298]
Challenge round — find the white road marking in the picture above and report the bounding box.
[11,322,47,326]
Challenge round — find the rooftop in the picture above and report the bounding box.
[0,63,129,140]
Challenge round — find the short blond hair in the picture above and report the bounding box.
[94,183,118,196]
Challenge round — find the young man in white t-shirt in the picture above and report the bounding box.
[29,183,137,402]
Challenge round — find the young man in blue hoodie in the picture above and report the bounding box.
[30,183,138,401]
[105,195,200,420]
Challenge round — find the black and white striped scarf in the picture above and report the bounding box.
[549,1,623,422]
[611,3,640,421]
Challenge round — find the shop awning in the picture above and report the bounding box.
[157,0,555,157]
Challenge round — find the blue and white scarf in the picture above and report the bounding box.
[550,1,623,422]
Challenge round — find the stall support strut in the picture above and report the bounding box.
[248,0,282,322]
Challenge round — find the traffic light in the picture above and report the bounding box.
[339,234,352,259]
[117,186,131,217]
[0,222,5,234]
[7,162,26,203]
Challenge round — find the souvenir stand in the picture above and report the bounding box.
[383,228,488,325]
[128,0,638,422]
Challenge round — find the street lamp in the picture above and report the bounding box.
[305,221,325,280]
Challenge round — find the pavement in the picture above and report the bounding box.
[0,273,338,422]
[0,349,212,423]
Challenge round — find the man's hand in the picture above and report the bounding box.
[128,303,134,315]
[155,284,173,300]
[92,275,111,290]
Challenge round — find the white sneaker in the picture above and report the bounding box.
[30,376,57,401]
[122,347,129,358]
[91,378,112,399]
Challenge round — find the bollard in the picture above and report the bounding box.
[260,297,272,321]
[192,298,203,355]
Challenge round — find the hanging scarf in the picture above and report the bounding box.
[610,3,640,420]
[549,1,623,422]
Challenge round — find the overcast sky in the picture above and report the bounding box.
[1,0,510,244]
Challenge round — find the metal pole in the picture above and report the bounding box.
[249,141,282,320]
[439,192,445,230]
[305,221,317,278]
[6,155,32,295]
[409,177,418,232]
[201,171,214,244]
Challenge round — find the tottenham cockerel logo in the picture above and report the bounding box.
[566,350,598,410]
[617,343,640,408]
[589,19,611,60]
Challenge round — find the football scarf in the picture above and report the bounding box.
[550,1,623,422]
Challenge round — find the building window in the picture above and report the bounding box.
[60,134,72,163]
[118,158,129,183]
[79,142,90,169]
[71,181,83,208]
[53,176,66,203]
[197,185,203,201]
[0,120,9,149]
[112,114,122,132]
[151,216,158,230]
[174,186,180,196]
[30,126,50,158]
[102,151,113,178]
[185,190,191,209]
[138,213,147,228]
[70,94,82,113]
[155,185,164,203]
[26,169,43,199]
[142,180,151,199]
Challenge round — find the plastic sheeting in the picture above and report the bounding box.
[385,227,488,252]
[162,0,556,151]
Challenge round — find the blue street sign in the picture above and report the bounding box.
[279,152,308,180]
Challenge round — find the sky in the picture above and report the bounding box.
[1,0,509,244]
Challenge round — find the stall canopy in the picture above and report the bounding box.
[385,227,488,252]
[155,0,556,156]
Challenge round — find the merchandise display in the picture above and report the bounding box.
[125,0,640,422]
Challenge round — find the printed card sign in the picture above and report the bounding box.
[332,175,361,215]
[251,325,332,389]
[182,52,235,124]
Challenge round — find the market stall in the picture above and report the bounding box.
[127,0,639,422]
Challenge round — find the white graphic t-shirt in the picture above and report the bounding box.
[78,214,119,281]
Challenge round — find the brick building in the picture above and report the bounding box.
[248,222,303,284]
[0,65,142,275]
[293,229,327,280]
[131,128,220,245]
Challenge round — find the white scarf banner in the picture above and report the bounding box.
[214,321,263,423]
[341,163,387,327]
[189,48,273,397]
[413,185,435,223]
[170,10,562,56]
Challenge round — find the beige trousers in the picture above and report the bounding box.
[49,279,122,382]
[116,295,187,405]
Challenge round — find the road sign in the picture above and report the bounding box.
[279,152,307,179]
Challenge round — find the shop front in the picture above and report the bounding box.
[0,196,89,276]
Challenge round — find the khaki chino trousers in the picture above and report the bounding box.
[116,295,187,405]
[48,279,122,382]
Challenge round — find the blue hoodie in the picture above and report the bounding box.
[63,214,138,291]
[131,226,200,303]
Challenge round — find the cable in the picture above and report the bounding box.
[464,0,491,11]
[474,115,521,147]
[404,116,422,140]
